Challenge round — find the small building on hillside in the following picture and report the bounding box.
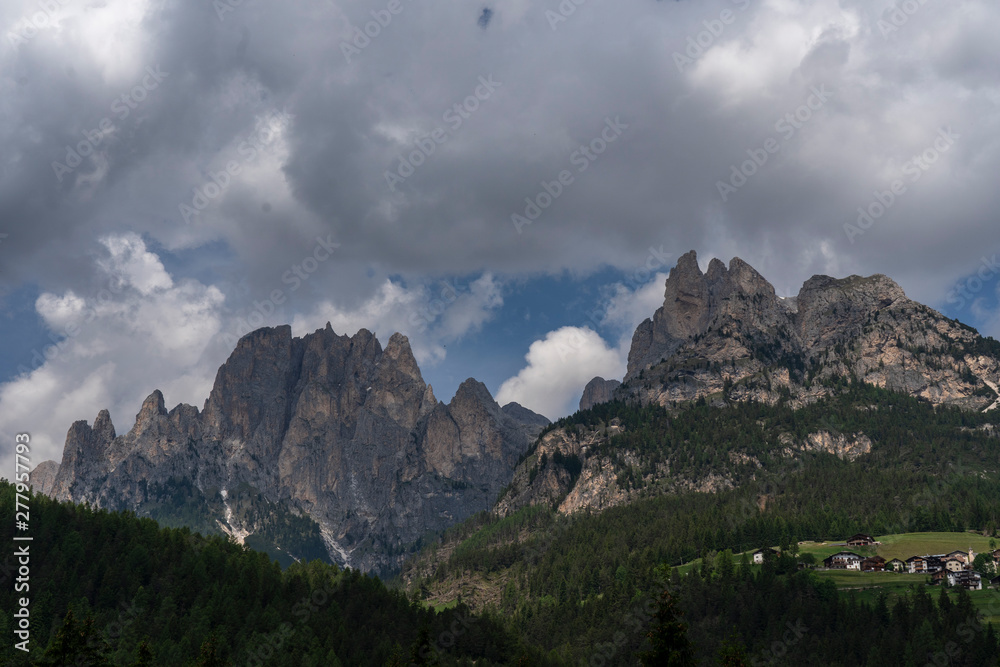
[932,570,948,586]
[990,575,1000,588]
[991,549,1000,563]
[753,547,777,564]
[886,558,906,573]
[944,550,970,564]
[847,534,876,547]
[943,557,966,573]
[825,552,864,570]
[947,571,982,590]
[924,556,944,573]
[861,556,886,572]
[907,556,926,574]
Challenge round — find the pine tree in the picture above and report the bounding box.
[409,627,440,666]
[716,637,750,667]
[641,589,695,667]
[133,640,154,666]
[36,609,112,667]
[196,634,229,667]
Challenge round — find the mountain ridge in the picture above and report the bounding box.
[40,324,548,573]
[31,250,1000,573]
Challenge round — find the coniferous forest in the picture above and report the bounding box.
[4,386,1000,665]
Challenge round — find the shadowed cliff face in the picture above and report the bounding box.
[47,324,549,574]
[588,250,1000,413]
[579,377,621,412]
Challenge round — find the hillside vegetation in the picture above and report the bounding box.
[399,386,1000,663]
[0,482,552,666]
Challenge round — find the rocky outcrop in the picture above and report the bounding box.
[579,377,621,411]
[501,402,551,439]
[623,250,1000,412]
[50,324,548,574]
[29,460,60,497]
[802,431,873,461]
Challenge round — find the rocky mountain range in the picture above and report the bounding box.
[622,250,1000,410]
[498,250,1000,517]
[36,325,548,573]
[32,250,1000,573]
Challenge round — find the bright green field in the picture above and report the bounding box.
[737,534,1000,626]
[794,532,996,563]
[874,532,995,561]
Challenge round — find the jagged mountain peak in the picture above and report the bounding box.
[380,332,423,383]
[580,377,621,411]
[619,250,1000,413]
[451,377,497,408]
[94,408,116,440]
[137,390,167,422]
[47,324,549,574]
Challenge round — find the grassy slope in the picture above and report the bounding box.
[875,532,996,560]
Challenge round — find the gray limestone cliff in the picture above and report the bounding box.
[579,377,621,411]
[49,324,549,573]
[623,250,1000,411]
[482,251,1000,524]
[28,460,60,497]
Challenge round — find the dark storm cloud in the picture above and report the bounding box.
[1,0,999,315]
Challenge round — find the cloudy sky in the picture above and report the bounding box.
[1,0,999,474]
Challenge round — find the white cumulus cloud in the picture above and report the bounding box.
[292,273,504,366]
[0,234,227,479]
[495,327,625,421]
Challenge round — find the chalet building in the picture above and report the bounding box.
[991,575,1000,588]
[946,571,982,591]
[923,556,944,573]
[943,557,966,573]
[886,559,906,573]
[932,570,948,586]
[906,555,944,573]
[824,552,864,570]
[861,556,886,572]
[906,556,926,574]
[847,534,876,547]
[944,550,970,564]
[753,548,777,564]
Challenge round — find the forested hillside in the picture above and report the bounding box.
[400,386,1000,664]
[0,482,551,666]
